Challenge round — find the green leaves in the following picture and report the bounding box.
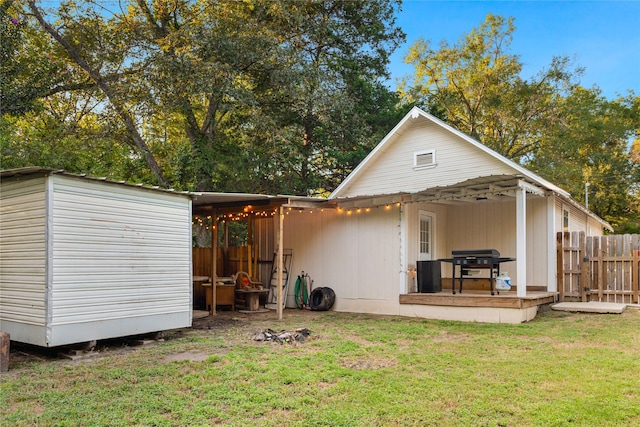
[4,0,405,194]
[400,13,639,232]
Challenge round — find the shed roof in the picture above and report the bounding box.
[0,167,192,198]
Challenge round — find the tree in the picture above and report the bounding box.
[19,0,404,194]
[399,13,581,163]
[0,0,66,115]
[234,0,405,195]
[530,88,640,230]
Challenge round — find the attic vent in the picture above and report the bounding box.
[414,150,436,169]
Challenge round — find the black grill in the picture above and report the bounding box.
[441,249,515,295]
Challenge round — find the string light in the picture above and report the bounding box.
[193,202,401,225]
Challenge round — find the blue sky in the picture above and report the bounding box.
[388,0,640,99]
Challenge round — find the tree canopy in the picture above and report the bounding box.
[2,5,638,231]
[3,0,405,193]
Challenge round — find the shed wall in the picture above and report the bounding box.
[1,173,192,347]
[46,175,192,346]
[0,176,48,345]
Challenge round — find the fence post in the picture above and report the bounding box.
[598,237,605,302]
[556,232,564,302]
[579,232,589,302]
[633,249,639,304]
[0,331,9,373]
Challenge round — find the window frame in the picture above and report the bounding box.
[413,149,437,170]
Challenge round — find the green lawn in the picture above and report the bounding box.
[2,307,639,426]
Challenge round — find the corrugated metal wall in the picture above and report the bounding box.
[46,175,192,345]
[1,174,193,346]
[0,176,48,344]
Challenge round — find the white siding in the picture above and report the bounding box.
[555,197,605,236]
[0,177,48,344]
[526,197,551,287]
[1,173,192,347]
[281,206,402,314]
[47,176,192,345]
[338,118,517,197]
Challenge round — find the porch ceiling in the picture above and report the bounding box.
[191,192,329,215]
[331,175,549,208]
[408,174,548,205]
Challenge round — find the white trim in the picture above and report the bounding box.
[547,195,557,292]
[45,174,54,344]
[562,204,570,233]
[413,149,437,170]
[418,210,436,261]
[399,203,407,294]
[516,187,527,297]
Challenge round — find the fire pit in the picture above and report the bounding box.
[441,249,515,295]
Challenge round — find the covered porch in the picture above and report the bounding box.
[330,174,560,323]
[191,192,324,319]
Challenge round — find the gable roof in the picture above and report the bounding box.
[329,106,612,231]
[330,106,569,199]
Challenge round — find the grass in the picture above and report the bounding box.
[2,307,639,426]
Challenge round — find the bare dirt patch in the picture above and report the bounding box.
[339,356,398,370]
[163,351,211,363]
[7,309,323,371]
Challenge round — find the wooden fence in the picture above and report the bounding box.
[193,246,273,282]
[557,232,640,303]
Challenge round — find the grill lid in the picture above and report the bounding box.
[451,249,500,258]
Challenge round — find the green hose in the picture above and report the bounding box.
[294,273,309,309]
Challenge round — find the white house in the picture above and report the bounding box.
[0,168,193,347]
[260,107,611,323]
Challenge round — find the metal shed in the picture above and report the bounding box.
[0,168,193,347]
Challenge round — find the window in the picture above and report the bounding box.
[563,206,569,232]
[418,211,434,261]
[414,150,436,169]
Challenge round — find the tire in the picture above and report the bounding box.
[309,287,335,311]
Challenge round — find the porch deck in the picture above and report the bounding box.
[398,288,556,324]
[400,290,556,309]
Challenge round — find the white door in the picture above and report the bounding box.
[418,211,434,261]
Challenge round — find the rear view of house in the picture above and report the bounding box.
[0,168,193,347]
[276,107,611,322]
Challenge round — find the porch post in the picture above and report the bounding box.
[399,202,407,295]
[516,186,527,297]
[211,209,218,315]
[546,195,557,293]
[277,205,284,321]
